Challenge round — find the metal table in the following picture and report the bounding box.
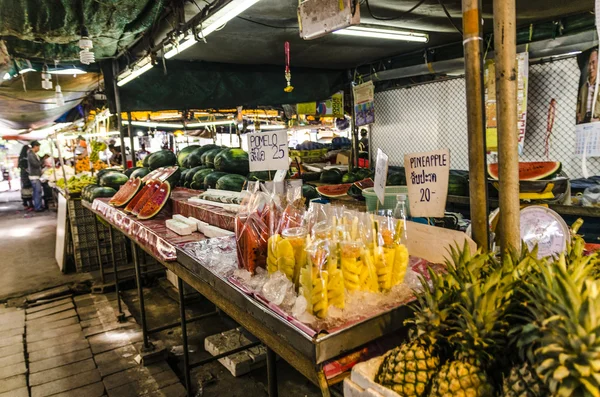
[83,199,413,397]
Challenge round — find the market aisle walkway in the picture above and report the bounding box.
[0,190,91,302]
[0,292,186,397]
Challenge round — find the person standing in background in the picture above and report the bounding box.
[577,48,600,124]
[27,141,44,212]
[18,145,32,210]
[137,143,150,161]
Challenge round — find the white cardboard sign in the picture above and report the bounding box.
[374,148,389,205]
[247,130,289,172]
[404,149,450,218]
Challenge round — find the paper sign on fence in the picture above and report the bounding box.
[404,149,450,218]
[247,130,290,172]
[374,149,389,205]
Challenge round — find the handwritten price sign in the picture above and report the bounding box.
[404,149,450,218]
[247,130,290,172]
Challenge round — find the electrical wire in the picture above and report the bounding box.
[437,0,462,35]
[364,0,426,21]
[0,91,86,104]
[236,16,297,30]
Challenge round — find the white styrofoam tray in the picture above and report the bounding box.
[344,355,401,397]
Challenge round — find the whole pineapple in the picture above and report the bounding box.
[376,243,488,396]
[502,362,547,397]
[429,254,514,397]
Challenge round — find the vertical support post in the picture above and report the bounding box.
[92,214,105,284]
[266,348,278,397]
[132,241,152,351]
[108,226,125,322]
[462,0,489,251]
[493,0,520,253]
[112,59,128,170]
[178,277,192,397]
[128,112,136,167]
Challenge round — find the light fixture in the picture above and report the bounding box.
[162,0,262,59]
[55,85,65,107]
[78,28,95,65]
[186,120,236,128]
[123,120,184,129]
[136,131,144,137]
[117,56,153,87]
[2,72,11,80]
[41,64,52,90]
[247,124,287,131]
[48,68,87,75]
[332,25,429,42]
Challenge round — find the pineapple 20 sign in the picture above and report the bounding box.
[404,149,450,218]
[247,129,290,172]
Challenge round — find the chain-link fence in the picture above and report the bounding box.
[372,57,600,179]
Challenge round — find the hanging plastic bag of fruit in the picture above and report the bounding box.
[373,214,410,291]
[235,186,271,275]
[300,239,334,319]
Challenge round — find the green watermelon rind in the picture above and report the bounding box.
[216,174,247,192]
[214,148,250,176]
[204,172,229,189]
[147,150,177,171]
[177,145,200,167]
[137,182,171,220]
[88,186,117,201]
[320,170,342,184]
[487,162,562,181]
[130,167,150,179]
[203,148,225,168]
[187,144,219,167]
[99,171,129,190]
[191,168,215,190]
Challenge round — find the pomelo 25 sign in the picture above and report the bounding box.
[247,130,290,172]
[404,149,450,218]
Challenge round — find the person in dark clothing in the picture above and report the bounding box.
[358,129,369,153]
[108,144,122,166]
[19,145,33,209]
[27,141,44,212]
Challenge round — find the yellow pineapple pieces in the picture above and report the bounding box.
[327,269,345,309]
[266,234,281,274]
[312,271,329,318]
[392,244,409,286]
[299,266,313,314]
[362,248,380,292]
[341,256,361,291]
[276,239,295,281]
[376,246,396,291]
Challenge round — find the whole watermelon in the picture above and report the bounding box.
[191,169,215,190]
[216,174,247,192]
[187,144,219,167]
[355,168,373,179]
[142,154,150,168]
[130,167,150,179]
[177,145,200,167]
[320,170,342,184]
[124,167,140,177]
[214,148,250,176]
[302,184,319,201]
[247,171,272,182]
[203,148,225,168]
[341,172,359,183]
[387,171,406,186]
[179,168,191,184]
[204,172,228,189]
[185,166,205,186]
[165,168,182,188]
[89,186,117,201]
[99,171,129,190]
[147,150,177,170]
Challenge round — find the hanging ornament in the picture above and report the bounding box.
[55,84,64,107]
[41,64,52,90]
[284,41,293,93]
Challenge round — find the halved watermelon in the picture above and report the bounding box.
[109,177,143,207]
[354,178,374,190]
[488,162,561,181]
[124,183,150,214]
[316,183,353,198]
[137,182,171,220]
[131,180,162,216]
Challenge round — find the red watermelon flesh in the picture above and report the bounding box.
[141,168,162,183]
[137,182,171,220]
[109,178,142,207]
[487,162,561,181]
[131,180,161,216]
[316,183,353,198]
[354,178,374,190]
[124,182,152,213]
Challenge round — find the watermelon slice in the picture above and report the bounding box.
[141,168,162,183]
[131,180,162,216]
[316,183,353,198]
[137,182,171,220]
[124,183,149,214]
[109,177,143,207]
[354,178,374,190]
[488,162,561,181]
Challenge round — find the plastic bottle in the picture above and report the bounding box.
[393,194,408,243]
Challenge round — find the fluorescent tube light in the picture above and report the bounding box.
[19,68,36,74]
[186,120,235,128]
[333,25,428,43]
[117,56,153,87]
[247,124,286,131]
[162,0,262,59]
[123,120,184,129]
[2,72,11,80]
[48,68,87,75]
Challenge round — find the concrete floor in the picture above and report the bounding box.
[0,190,91,302]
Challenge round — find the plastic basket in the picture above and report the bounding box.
[362,186,409,214]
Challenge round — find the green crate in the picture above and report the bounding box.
[362,186,410,215]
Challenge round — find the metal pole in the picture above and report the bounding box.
[92,214,105,284]
[493,0,520,254]
[128,112,136,167]
[462,0,489,251]
[108,226,125,322]
[132,241,152,351]
[178,277,192,397]
[53,136,70,198]
[266,347,278,397]
[112,59,128,170]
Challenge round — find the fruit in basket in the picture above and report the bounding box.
[130,167,150,179]
[216,174,247,192]
[99,171,128,190]
[191,168,215,190]
[214,148,250,175]
[204,172,228,189]
[147,150,177,170]
[203,148,225,168]
[487,161,561,181]
[177,145,200,167]
[131,180,161,216]
[316,183,352,198]
[320,169,342,184]
[137,182,171,220]
[109,177,143,207]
